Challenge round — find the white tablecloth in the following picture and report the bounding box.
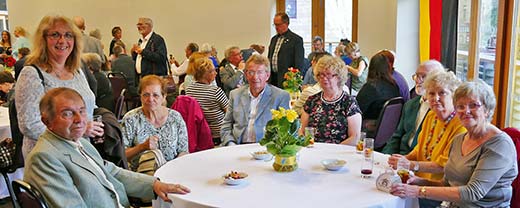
[0,106,23,199]
[153,143,417,208]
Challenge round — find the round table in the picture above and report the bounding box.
[153,143,416,208]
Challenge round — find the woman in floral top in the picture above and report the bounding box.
[299,56,362,145]
[122,75,189,170]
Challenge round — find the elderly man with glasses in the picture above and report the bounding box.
[221,54,290,146]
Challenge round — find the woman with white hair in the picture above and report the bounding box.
[390,79,518,208]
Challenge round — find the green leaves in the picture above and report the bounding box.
[260,110,310,156]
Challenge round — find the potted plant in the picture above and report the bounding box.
[259,107,311,172]
[282,67,303,99]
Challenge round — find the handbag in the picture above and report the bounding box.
[137,149,166,176]
[0,138,16,168]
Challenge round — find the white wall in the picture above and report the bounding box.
[358,0,419,87]
[7,0,276,62]
[7,0,419,83]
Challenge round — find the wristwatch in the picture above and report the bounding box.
[419,186,427,198]
[413,161,420,172]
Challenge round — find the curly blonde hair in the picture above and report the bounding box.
[313,55,348,88]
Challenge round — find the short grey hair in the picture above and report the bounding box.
[424,71,461,93]
[224,46,240,60]
[200,43,213,53]
[139,17,153,27]
[419,60,445,73]
[81,53,102,72]
[453,79,496,121]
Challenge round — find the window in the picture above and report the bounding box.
[456,0,498,87]
[325,0,353,54]
[507,1,520,128]
[278,0,354,58]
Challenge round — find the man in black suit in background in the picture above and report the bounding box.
[267,12,304,88]
[131,17,168,77]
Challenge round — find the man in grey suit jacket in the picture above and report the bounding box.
[221,54,290,146]
[24,87,190,207]
[220,46,247,96]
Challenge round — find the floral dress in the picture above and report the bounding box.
[303,91,362,144]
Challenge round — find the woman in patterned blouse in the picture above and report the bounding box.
[122,75,189,170]
[299,55,362,145]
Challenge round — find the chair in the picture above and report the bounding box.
[108,72,128,111]
[114,89,126,121]
[502,127,520,208]
[171,95,214,152]
[373,97,404,151]
[1,167,18,208]
[12,180,48,208]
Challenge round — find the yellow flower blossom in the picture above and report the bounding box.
[271,109,283,120]
[286,110,298,123]
[279,107,287,117]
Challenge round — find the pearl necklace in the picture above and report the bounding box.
[423,111,456,161]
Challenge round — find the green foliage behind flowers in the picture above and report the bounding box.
[259,107,310,156]
[282,67,303,93]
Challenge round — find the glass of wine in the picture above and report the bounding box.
[305,127,315,147]
[361,138,374,178]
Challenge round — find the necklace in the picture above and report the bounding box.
[321,90,343,103]
[423,111,456,161]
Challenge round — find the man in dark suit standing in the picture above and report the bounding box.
[131,17,168,77]
[267,12,304,88]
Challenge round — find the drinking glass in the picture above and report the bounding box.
[397,158,411,183]
[356,132,366,154]
[361,138,374,178]
[363,138,374,158]
[91,115,104,144]
[305,127,315,146]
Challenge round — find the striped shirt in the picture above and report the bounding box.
[186,82,230,138]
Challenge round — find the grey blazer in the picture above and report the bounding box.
[221,84,290,145]
[24,130,155,208]
[220,63,246,97]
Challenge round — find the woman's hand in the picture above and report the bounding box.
[387,154,408,169]
[142,135,159,150]
[84,120,104,138]
[390,183,420,198]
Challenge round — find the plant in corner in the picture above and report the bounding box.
[259,107,311,172]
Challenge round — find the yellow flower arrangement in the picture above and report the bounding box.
[260,107,310,157]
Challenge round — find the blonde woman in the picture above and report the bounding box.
[15,15,102,156]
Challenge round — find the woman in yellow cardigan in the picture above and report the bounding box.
[387,71,466,207]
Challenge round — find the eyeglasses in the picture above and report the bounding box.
[141,93,163,99]
[412,73,426,81]
[60,109,86,119]
[46,32,74,41]
[317,73,339,79]
[245,70,267,76]
[455,102,483,112]
[273,22,286,27]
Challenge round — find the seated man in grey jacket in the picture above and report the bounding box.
[221,54,290,145]
[24,87,190,207]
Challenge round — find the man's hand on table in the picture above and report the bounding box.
[153,180,191,202]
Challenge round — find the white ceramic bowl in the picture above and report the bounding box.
[223,172,248,185]
[321,159,347,171]
[250,151,272,160]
